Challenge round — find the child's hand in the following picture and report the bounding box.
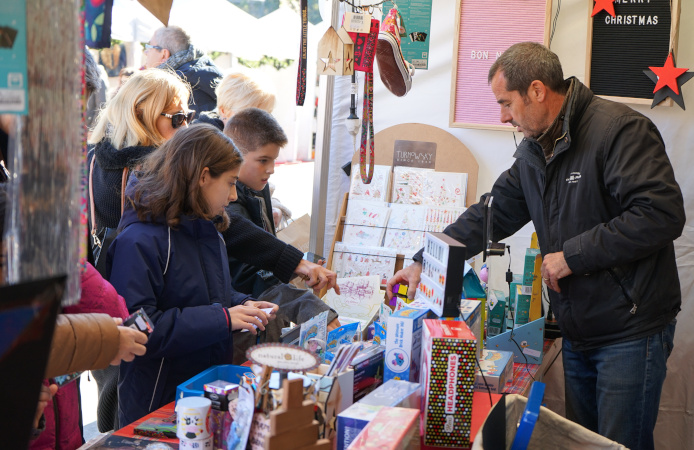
[295,260,340,295]
[34,383,58,430]
[245,301,278,320]
[228,305,270,335]
[327,318,341,332]
[111,324,148,365]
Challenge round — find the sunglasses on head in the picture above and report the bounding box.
[161,111,195,129]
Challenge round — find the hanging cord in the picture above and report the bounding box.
[505,245,536,382]
[549,0,562,48]
[475,354,494,406]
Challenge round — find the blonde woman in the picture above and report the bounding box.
[196,72,276,130]
[88,69,193,244]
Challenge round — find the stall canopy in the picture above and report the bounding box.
[110,0,316,61]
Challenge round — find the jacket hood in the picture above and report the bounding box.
[93,138,156,170]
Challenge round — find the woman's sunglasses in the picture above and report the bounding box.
[161,111,195,129]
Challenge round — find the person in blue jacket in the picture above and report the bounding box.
[107,124,278,425]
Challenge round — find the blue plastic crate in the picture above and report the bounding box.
[176,365,250,405]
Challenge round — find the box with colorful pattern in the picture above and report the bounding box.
[420,319,477,448]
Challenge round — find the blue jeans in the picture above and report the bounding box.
[562,320,676,450]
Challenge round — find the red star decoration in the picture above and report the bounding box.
[591,0,616,17]
[649,53,689,95]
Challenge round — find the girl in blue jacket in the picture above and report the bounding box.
[107,124,278,425]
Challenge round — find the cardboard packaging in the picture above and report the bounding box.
[385,307,433,383]
[306,363,355,416]
[487,289,506,337]
[351,344,385,400]
[474,349,514,394]
[347,407,420,450]
[359,379,421,409]
[336,403,385,450]
[459,299,482,360]
[420,319,477,448]
[203,380,238,450]
[523,248,541,286]
[510,275,532,326]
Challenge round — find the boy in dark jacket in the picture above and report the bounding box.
[223,108,339,361]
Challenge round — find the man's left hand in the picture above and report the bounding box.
[541,251,572,293]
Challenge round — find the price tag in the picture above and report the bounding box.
[343,12,372,33]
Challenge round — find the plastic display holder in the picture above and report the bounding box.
[486,317,545,365]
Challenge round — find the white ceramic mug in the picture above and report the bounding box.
[175,396,212,440]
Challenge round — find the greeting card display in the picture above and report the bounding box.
[332,243,397,285]
[391,166,432,204]
[342,200,390,247]
[349,164,391,203]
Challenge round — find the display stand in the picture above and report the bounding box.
[322,123,479,300]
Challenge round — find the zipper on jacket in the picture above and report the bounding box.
[607,269,638,314]
[149,358,165,412]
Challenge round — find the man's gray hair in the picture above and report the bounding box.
[154,26,191,55]
[488,42,566,96]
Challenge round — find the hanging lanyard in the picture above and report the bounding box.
[296,0,308,106]
[360,72,374,184]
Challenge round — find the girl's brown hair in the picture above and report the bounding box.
[131,124,243,231]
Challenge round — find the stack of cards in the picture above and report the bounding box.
[326,342,361,377]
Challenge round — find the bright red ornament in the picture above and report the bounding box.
[591,0,616,17]
[649,53,689,95]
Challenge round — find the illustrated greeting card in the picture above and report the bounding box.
[323,276,383,329]
[332,243,397,285]
[349,164,391,202]
[391,166,433,205]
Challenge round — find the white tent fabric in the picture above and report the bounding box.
[325,1,694,448]
[111,0,260,57]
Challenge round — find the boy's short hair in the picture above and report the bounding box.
[224,108,288,154]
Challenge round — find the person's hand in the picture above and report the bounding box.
[34,383,58,430]
[295,259,340,295]
[541,251,572,293]
[111,317,148,365]
[244,300,279,320]
[386,262,423,300]
[327,318,341,332]
[228,305,271,335]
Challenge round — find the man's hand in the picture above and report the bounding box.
[327,318,341,332]
[34,383,58,430]
[386,262,423,300]
[111,318,148,365]
[245,300,279,319]
[295,259,340,295]
[541,251,572,293]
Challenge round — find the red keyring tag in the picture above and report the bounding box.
[348,18,379,73]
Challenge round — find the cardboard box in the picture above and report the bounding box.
[460,299,482,360]
[512,280,532,326]
[351,344,385,401]
[359,379,421,409]
[474,349,514,394]
[487,290,506,337]
[420,319,477,448]
[336,403,384,450]
[385,307,433,383]
[347,407,419,449]
[306,363,355,415]
[523,248,541,286]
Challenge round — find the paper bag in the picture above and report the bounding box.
[277,214,311,253]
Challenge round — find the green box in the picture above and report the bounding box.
[523,248,541,286]
[487,289,506,337]
[513,283,532,326]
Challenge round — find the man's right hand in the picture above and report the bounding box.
[386,262,423,300]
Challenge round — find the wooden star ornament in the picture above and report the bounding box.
[643,53,693,110]
[592,0,616,17]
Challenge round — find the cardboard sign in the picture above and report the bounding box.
[393,140,436,168]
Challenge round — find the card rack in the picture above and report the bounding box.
[416,232,466,317]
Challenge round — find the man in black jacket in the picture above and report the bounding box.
[387,42,684,449]
[144,25,222,114]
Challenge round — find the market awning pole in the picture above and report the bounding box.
[309,0,340,256]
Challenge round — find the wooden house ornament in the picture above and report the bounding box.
[316,26,354,76]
